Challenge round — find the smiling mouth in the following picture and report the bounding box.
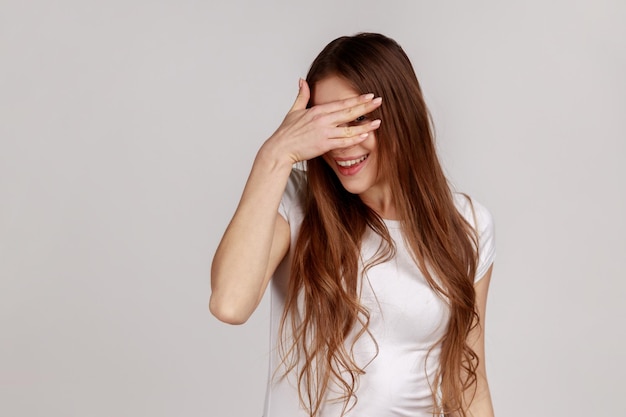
[335,154,369,167]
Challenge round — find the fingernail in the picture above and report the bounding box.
[371,119,381,127]
[363,93,374,100]
[360,133,369,138]
[373,97,382,104]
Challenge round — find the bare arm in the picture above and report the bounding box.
[462,264,495,417]
[209,153,292,325]
[209,80,383,324]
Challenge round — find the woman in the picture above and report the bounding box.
[210,33,496,417]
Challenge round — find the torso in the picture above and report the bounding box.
[264,169,494,417]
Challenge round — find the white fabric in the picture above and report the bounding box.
[263,169,495,417]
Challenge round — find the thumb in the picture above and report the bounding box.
[290,78,310,112]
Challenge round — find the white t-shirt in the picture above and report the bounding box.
[263,169,495,417]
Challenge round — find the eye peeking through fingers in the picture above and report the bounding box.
[351,115,369,125]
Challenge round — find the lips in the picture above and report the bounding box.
[336,155,368,167]
[334,154,369,176]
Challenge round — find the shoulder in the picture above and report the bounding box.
[452,193,496,281]
[285,167,307,196]
[278,167,307,224]
[452,193,494,236]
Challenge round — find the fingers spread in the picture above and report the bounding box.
[329,119,381,140]
[326,133,372,151]
[327,97,382,125]
[318,93,375,114]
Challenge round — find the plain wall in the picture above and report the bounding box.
[1,1,624,416]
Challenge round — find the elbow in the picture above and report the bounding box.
[209,295,252,325]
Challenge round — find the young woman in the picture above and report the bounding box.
[210,33,496,417]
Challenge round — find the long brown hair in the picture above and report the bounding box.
[279,33,480,417]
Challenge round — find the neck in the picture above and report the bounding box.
[359,184,398,221]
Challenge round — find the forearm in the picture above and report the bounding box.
[461,268,495,417]
[210,145,292,324]
[464,371,494,417]
[210,79,381,324]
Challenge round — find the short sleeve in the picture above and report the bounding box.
[278,168,306,224]
[454,194,496,282]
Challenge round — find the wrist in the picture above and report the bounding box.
[256,141,295,175]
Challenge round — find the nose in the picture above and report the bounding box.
[332,142,359,156]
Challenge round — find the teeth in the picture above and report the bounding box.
[336,155,368,167]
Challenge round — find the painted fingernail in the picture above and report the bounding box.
[363,93,375,100]
[360,133,369,138]
[371,119,381,127]
[373,97,383,104]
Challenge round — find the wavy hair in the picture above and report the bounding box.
[279,33,480,417]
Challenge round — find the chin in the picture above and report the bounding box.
[335,176,374,196]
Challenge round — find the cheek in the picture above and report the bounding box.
[363,131,378,153]
[364,133,380,174]
[322,154,334,169]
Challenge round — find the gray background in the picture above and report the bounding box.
[1,1,624,416]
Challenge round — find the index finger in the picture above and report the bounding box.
[311,92,376,114]
[326,96,383,126]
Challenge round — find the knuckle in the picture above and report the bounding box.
[311,113,325,124]
[313,105,325,114]
[308,106,322,117]
[313,114,328,127]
